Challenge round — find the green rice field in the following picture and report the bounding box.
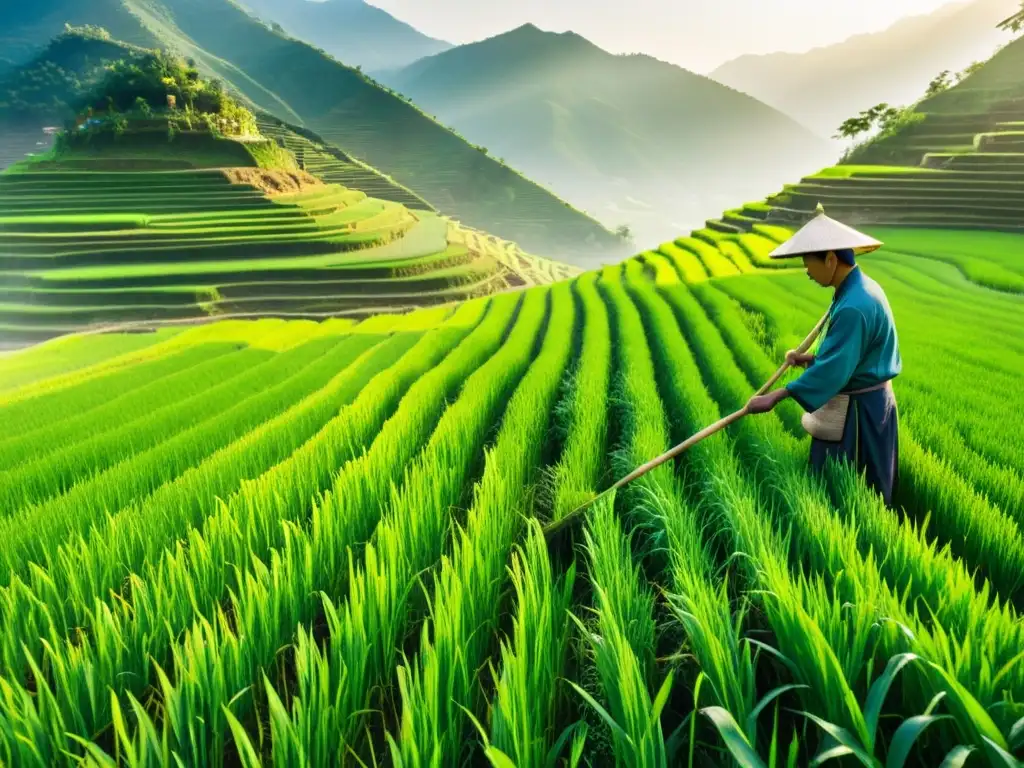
[1,225,1022,766]
[0,168,577,344]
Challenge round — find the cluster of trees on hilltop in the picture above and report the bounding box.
[0,27,260,140]
[77,50,258,136]
[0,26,258,140]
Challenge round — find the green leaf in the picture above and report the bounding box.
[665,712,694,764]
[569,723,588,768]
[748,684,809,741]
[812,744,856,765]
[568,680,632,745]
[651,668,675,723]
[885,715,949,768]
[786,732,801,768]
[702,706,769,768]
[937,746,973,768]
[924,692,947,716]
[798,711,876,767]
[865,653,918,751]
[748,638,799,678]
[689,671,706,768]
[1010,716,1024,751]
[769,704,780,768]
[981,736,1021,766]
[546,721,586,768]
[66,735,117,768]
[386,733,404,768]
[992,649,1024,691]
[222,707,263,768]
[925,661,1008,750]
[484,747,518,768]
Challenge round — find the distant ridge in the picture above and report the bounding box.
[383,23,835,247]
[236,0,453,73]
[710,0,1017,138]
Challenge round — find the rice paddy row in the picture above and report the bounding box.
[0,167,577,344]
[2,226,1022,766]
[648,218,1024,297]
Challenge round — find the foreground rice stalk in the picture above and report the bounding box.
[390,282,575,765]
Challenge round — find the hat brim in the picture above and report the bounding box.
[768,214,883,259]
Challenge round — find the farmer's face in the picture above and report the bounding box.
[802,252,836,286]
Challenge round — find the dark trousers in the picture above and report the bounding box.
[810,385,900,505]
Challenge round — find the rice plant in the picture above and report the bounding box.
[390,281,575,765]
[3,222,1024,768]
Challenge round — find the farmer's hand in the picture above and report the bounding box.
[785,349,815,368]
[746,389,789,414]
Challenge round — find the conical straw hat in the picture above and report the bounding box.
[769,203,882,259]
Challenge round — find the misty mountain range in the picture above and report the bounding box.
[380,23,835,246]
[2,0,1018,251]
[710,0,1017,138]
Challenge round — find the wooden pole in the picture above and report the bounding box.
[542,310,829,539]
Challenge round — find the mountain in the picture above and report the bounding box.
[0,31,151,126]
[382,24,836,248]
[0,0,624,265]
[235,0,452,73]
[670,30,1024,269]
[0,0,161,74]
[709,0,1017,139]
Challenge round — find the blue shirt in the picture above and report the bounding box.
[786,266,902,413]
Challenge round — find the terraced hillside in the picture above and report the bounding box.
[0,168,578,345]
[256,115,433,211]
[1,1,628,264]
[641,204,1024,298]
[671,32,1024,244]
[2,226,1023,767]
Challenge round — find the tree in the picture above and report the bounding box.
[998,7,1023,32]
[834,103,902,140]
[615,224,633,241]
[956,61,984,83]
[925,70,952,97]
[63,23,111,40]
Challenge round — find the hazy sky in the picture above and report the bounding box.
[365,0,981,72]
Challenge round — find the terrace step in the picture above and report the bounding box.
[975,132,1024,151]
[785,185,1024,203]
[781,197,1024,217]
[1,288,207,308]
[738,206,771,220]
[256,116,433,211]
[0,171,235,186]
[705,218,744,234]
[764,202,1024,228]
[691,230,723,247]
[922,153,1024,170]
[810,169,1024,183]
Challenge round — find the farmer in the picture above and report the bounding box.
[745,206,902,505]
